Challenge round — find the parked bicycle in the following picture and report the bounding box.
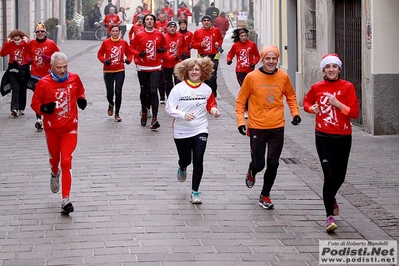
[94,20,107,41]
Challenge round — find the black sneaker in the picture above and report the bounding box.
[150,119,160,130]
[61,198,74,214]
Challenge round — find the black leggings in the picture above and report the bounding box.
[249,127,284,197]
[316,134,352,217]
[137,70,161,118]
[174,133,208,192]
[104,71,125,115]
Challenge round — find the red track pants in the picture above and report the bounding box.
[45,128,77,198]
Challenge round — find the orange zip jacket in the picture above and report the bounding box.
[236,68,300,129]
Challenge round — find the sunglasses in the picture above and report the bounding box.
[36,30,46,33]
[202,19,210,22]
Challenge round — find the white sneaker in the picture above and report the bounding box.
[61,197,74,214]
[18,110,25,116]
[50,169,60,193]
[190,191,202,204]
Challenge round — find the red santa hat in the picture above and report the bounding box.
[320,53,342,70]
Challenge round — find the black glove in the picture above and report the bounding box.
[104,60,111,66]
[181,52,188,60]
[238,125,246,135]
[250,63,255,69]
[40,102,56,114]
[124,59,131,65]
[291,115,302,126]
[77,97,87,110]
[156,47,166,53]
[139,50,146,57]
[227,60,232,65]
[175,56,179,61]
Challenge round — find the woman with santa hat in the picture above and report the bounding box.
[303,53,359,233]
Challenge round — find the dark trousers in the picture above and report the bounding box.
[194,15,200,26]
[158,70,165,101]
[30,77,42,119]
[249,127,284,197]
[174,133,208,192]
[104,71,125,115]
[137,70,161,118]
[120,25,127,39]
[8,64,29,111]
[316,134,352,217]
[236,72,249,110]
[163,67,180,98]
[203,57,218,97]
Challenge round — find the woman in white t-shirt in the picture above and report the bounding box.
[165,57,220,204]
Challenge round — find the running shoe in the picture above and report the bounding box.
[50,169,60,193]
[259,195,274,209]
[326,215,338,233]
[11,110,18,118]
[18,110,25,116]
[245,166,255,188]
[333,199,339,216]
[61,197,74,214]
[150,119,160,130]
[141,112,147,126]
[114,114,122,122]
[107,105,113,116]
[35,118,43,130]
[177,168,187,182]
[139,108,152,118]
[160,100,165,104]
[190,191,202,204]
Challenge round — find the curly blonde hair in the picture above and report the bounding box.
[8,29,28,39]
[174,57,214,82]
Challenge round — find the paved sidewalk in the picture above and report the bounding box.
[0,24,397,265]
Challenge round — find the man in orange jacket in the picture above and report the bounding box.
[235,45,301,210]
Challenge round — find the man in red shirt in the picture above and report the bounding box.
[31,52,87,214]
[103,7,121,34]
[213,12,229,53]
[27,22,60,130]
[161,21,185,100]
[128,14,144,42]
[191,15,223,97]
[142,3,151,15]
[162,1,174,21]
[130,14,167,130]
[155,12,168,33]
[132,6,144,24]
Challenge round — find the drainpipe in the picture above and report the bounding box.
[2,0,7,70]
